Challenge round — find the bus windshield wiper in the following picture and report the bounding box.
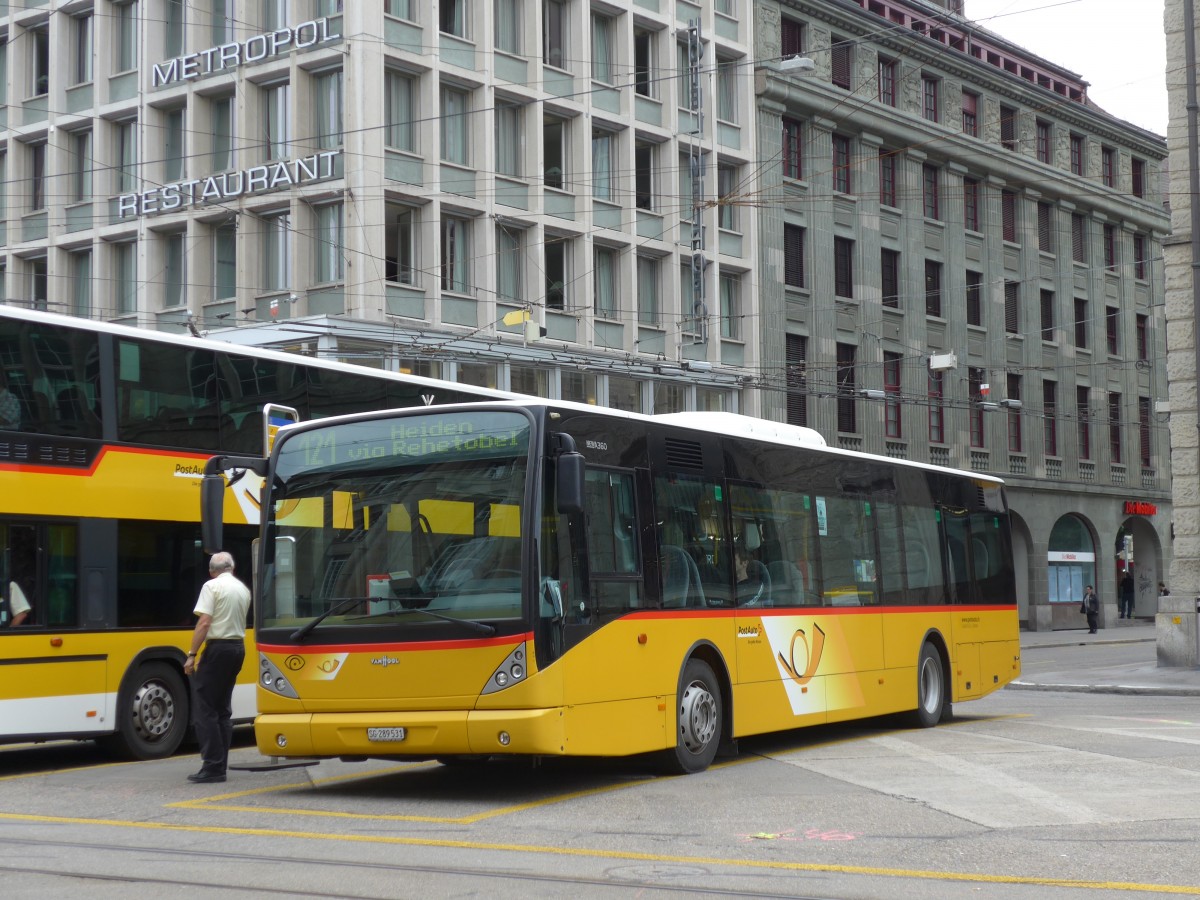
[290,596,368,642]
[347,606,496,636]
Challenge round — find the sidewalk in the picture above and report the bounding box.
[1012,620,1200,696]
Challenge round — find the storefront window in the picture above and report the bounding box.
[1047,515,1095,604]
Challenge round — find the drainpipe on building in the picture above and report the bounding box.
[1185,0,1200,663]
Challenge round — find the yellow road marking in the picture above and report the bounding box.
[0,810,1194,894]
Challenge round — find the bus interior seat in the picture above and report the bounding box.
[661,545,703,608]
[768,560,808,604]
[741,559,772,606]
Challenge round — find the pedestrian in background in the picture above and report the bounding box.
[1119,571,1135,620]
[183,551,251,784]
[1081,585,1100,634]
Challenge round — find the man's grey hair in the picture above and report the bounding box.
[209,551,236,573]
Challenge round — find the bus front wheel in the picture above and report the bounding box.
[662,659,722,775]
[911,642,948,728]
[103,662,190,760]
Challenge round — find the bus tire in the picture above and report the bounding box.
[103,662,190,760]
[662,659,722,775]
[911,642,947,728]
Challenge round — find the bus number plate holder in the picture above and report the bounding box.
[367,727,407,742]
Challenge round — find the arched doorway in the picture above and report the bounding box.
[1048,514,1096,628]
[1117,515,1165,618]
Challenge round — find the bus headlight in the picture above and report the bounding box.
[481,642,529,694]
[258,654,300,699]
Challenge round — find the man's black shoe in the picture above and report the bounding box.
[187,772,226,784]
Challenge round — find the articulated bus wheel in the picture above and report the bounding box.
[101,662,190,760]
[911,642,948,728]
[662,658,723,775]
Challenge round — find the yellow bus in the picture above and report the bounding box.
[0,306,504,759]
[203,400,1020,773]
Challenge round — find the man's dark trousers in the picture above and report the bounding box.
[192,640,245,775]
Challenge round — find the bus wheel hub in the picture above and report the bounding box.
[132,681,175,740]
[679,681,717,753]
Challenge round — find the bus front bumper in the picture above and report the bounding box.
[255,708,567,759]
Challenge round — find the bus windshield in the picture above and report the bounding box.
[263,410,533,635]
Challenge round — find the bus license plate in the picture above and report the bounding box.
[367,727,407,742]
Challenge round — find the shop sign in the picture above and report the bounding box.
[1124,500,1158,516]
[1047,551,1096,562]
[152,18,341,88]
[117,151,340,219]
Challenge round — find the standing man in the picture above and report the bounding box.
[184,551,251,784]
[1119,570,1135,620]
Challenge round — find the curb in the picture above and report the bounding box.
[1008,680,1200,697]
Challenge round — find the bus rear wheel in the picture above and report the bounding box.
[102,662,190,760]
[662,659,722,775]
[911,642,947,728]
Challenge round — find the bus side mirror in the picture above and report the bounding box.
[556,451,585,516]
[200,473,225,555]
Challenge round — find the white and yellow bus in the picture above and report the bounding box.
[203,400,1020,774]
[0,306,505,759]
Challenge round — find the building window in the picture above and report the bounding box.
[836,343,857,434]
[1132,158,1146,198]
[786,334,807,427]
[163,232,185,309]
[543,0,566,68]
[881,248,899,309]
[1001,190,1017,242]
[114,242,137,315]
[961,91,978,136]
[879,149,897,206]
[315,70,343,151]
[116,1,139,72]
[72,130,93,203]
[1070,133,1084,175]
[922,164,940,220]
[255,86,287,164]
[963,177,979,231]
[969,367,986,448]
[213,222,236,301]
[719,272,741,339]
[925,260,942,317]
[545,237,569,309]
[781,18,805,57]
[489,102,521,178]
[1072,214,1087,262]
[441,216,470,294]
[30,23,49,96]
[1040,289,1055,341]
[1044,380,1058,456]
[633,28,655,97]
[636,255,659,325]
[384,72,413,153]
[441,86,469,164]
[116,122,138,194]
[543,116,566,189]
[716,55,739,123]
[785,224,805,288]
[1101,146,1115,187]
[1133,234,1147,280]
[1109,392,1122,464]
[495,225,522,303]
[1136,313,1148,361]
[1074,298,1088,348]
[263,0,289,31]
[999,105,1018,150]
[966,270,982,326]
[314,203,344,284]
[1077,386,1091,460]
[717,164,739,231]
[1007,374,1022,453]
[211,95,235,172]
[928,370,945,444]
[831,35,851,90]
[1139,396,1152,466]
[212,0,235,44]
[1106,307,1120,354]
[834,237,853,299]
[73,13,93,86]
[634,141,655,210]
[263,212,292,292]
[832,134,851,194]
[1037,202,1053,253]
[782,118,803,179]
[922,75,939,122]
[441,0,467,37]
[592,129,614,200]
[878,56,896,106]
[1036,120,1051,163]
[496,0,521,55]
[593,246,616,317]
[1103,224,1117,268]
[166,0,185,58]
[1004,281,1019,334]
[591,12,614,83]
[71,249,92,317]
[884,352,902,439]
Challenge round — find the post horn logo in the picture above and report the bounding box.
[778,623,826,686]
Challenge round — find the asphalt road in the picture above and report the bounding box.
[1,637,1198,899]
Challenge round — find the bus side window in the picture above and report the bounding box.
[583,469,643,615]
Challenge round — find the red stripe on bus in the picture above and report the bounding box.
[0,443,211,476]
[624,604,1016,621]
[259,631,535,655]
